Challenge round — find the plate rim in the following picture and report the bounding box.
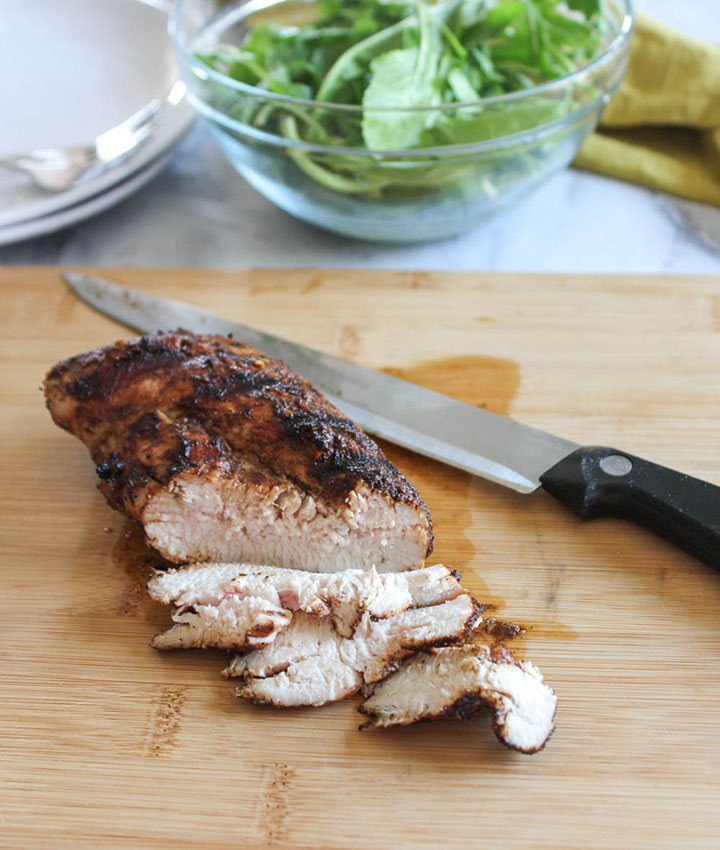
[0,0,193,230]
[0,148,179,247]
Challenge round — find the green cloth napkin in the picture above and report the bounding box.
[574,14,720,206]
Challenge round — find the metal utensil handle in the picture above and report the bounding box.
[540,446,720,569]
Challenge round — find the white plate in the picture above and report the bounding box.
[0,151,176,247]
[0,0,194,229]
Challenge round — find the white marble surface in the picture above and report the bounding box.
[2,0,720,273]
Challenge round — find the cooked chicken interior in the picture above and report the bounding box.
[44,331,432,572]
[226,596,481,706]
[149,560,555,751]
[359,645,557,754]
[150,597,293,652]
[147,562,471,653]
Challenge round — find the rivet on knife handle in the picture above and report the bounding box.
[540,446,720,569]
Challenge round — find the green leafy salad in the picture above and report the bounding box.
[197,0,610,197]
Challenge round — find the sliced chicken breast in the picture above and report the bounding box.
[147,560,555,751]
[227,596,482,707]
[149,562,463,640]
[149,560,480,707]
[147,562,467,649]
[359,645,557,754]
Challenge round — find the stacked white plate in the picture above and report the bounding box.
[0,0,194,246]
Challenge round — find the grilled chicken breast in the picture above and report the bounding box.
[44,331,432,572]
[147,562,472,652]
[359,645,557,754]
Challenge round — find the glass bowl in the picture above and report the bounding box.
[171,0,634,242]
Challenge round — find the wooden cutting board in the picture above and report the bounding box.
[3,267,720,850]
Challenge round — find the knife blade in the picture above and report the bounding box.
[62,271,720,569]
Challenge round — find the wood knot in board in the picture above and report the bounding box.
[708,294,720,332]
[336,324,360,359]
[257,763,296,846]
[545,565,566,607]
[301,275,322,294]
[404,271,434,289]
[143,686,186,757]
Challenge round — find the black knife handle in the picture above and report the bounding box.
[539,446,720,570]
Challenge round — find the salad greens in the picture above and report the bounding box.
[197,0,610,197]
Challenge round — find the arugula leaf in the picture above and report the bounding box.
[361,1,441,149]
[420,96,567,146]
[362,47,438,148]
[447,67,480,102]
[566,0,601,17]
[484,2,529,32]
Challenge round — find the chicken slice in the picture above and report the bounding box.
[227,611,340,679]
[239,652,363,708]
[148,563,466,647]
[226,596,482,707]
[149,596,292,651]
[359,646,557,754]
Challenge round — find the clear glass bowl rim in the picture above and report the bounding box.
[171,0,634,156]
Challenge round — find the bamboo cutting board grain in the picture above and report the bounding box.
[2,267,720,850]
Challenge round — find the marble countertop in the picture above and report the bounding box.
[3,0,719,274]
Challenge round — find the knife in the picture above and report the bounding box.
[63,271,720,570]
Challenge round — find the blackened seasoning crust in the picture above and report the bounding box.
[44,330,433,572]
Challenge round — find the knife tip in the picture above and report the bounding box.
[61,270,85,290]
